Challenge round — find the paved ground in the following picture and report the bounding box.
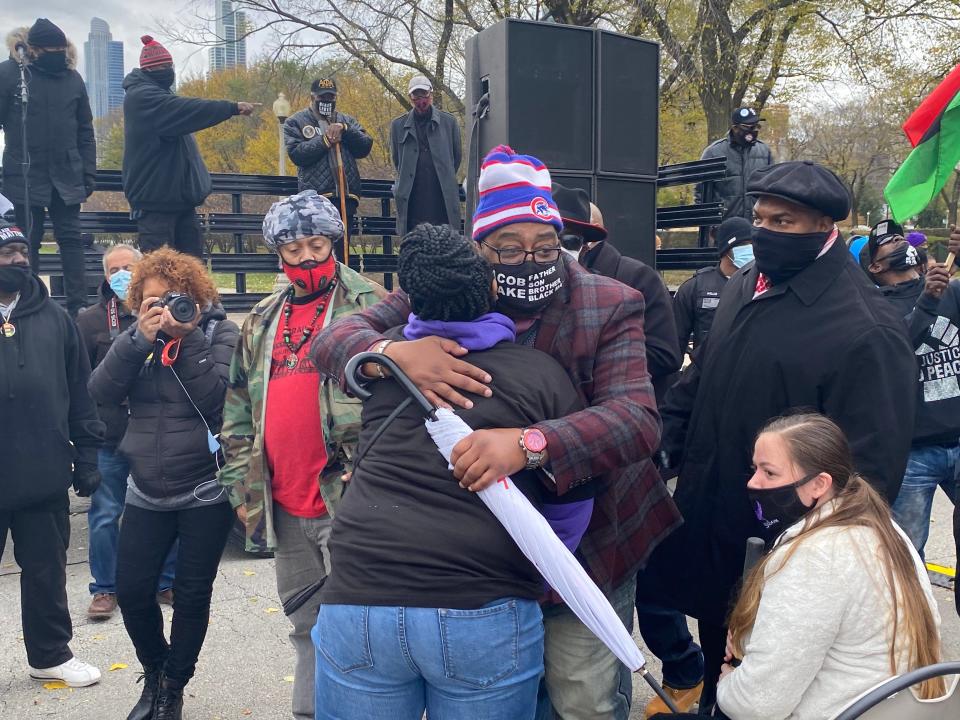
[1,491,957,719]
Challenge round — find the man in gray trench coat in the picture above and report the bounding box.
[389,76,462,236]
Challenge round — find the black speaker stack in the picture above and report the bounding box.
[466,20,659,266]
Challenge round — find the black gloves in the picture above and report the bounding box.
[72,462,101,497]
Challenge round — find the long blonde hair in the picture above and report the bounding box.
[727,414,944,699]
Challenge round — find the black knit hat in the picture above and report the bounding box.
[0,222,28,248]
[28,18,67,48]
[399,224,494,322]
[715,217,754,256]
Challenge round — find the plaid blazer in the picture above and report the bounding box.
[311,257,681,595]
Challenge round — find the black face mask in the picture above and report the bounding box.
[146,68,175,90]
[876,242,920,275]
[559,233,584,252]
[752,226,831,285]
[34,51,67,74]
[314,98,336,117]
[748,472,820,542]
[493,260,563,317]
[733,126,759,147]
[0,263,31,293]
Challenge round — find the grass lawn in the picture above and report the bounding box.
[212,272,279,293]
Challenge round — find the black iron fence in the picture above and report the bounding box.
[4,159,725,312]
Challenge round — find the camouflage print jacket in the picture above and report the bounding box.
[218,264,384,552]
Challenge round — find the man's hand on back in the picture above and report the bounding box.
[383,337,492,409]
[451,428,526,492]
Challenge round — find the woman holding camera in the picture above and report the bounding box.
[89,248,239,720]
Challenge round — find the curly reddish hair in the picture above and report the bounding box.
[126,247,219,313]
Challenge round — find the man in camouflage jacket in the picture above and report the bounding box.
[217,190,383,719]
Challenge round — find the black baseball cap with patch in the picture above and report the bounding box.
[311,78,338,95]
[732,107,761,125]
[867,219,905,260]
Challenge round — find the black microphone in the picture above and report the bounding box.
[14,42,28,62]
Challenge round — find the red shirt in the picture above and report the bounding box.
[264,296,333,517]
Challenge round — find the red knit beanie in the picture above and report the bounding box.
[140,35,173,70]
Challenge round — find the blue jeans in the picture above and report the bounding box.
[891,444,958,560]
[88,448,176,595]
[314,599,544,720]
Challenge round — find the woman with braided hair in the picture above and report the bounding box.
[312,223,593,720]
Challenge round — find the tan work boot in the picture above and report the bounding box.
[644,681,703,717]
[87,593,118,620]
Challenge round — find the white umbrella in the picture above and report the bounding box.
[425,408,646,671]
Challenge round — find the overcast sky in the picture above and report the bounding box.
[1,1,268,79]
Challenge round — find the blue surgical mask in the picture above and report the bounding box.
[109,269,132,301]
[731,244,755,269]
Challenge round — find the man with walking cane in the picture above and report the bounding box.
[284,78,373,260]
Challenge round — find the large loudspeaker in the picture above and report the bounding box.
[596,178,658,267]
[597,32,659,177]
[466,20,660,265]
[466,21,595,172]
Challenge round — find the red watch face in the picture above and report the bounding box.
[523,429,547,453]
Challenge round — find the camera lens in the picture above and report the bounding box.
[168,294,197,323]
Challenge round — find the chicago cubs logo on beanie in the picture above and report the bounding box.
[472,145,563,242]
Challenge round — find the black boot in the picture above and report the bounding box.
[154,675,184,720]
[126,667,161,720]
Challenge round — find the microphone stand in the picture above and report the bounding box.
[17,54,32,240]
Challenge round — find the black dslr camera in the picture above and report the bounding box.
[151,292,198,324]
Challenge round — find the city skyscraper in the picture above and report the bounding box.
[209,0,247,73]
[84,18,124,121]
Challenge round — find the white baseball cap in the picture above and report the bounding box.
[408,75,432,94]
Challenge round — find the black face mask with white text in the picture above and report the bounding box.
[493,260,563,317]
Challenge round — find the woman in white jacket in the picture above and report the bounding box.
[717,413,943,720]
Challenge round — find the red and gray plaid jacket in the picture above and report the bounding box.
[311,257,682,596]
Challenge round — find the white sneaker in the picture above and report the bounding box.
[30,657,102,687]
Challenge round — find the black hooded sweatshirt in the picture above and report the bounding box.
[0,273,103,510]
[888,278,960,446]
[121,68,238,212]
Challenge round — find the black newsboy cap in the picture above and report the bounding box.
[747,161,851,222]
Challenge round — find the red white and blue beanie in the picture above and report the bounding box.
[472,145,563,242]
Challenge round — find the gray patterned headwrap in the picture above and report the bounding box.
[261,190,344,251]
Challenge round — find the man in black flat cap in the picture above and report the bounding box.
[650,160,917,713]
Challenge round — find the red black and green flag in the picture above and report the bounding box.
[885,65,960,222]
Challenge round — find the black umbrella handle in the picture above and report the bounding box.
[344,351,437,421]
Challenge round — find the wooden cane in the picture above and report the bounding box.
[945,252,955,274]
[334,142,350,264]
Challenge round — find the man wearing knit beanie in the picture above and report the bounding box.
[121,35,257,258]
[0,18,96,317]
[313,145,680,720]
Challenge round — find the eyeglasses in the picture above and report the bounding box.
[480,241,562,266]
[875,234,905,247]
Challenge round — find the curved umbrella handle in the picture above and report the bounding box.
[344,351,437,421]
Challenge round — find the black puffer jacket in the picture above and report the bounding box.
[88,305,239,498]
[0,29,96,206]
[284,107,372,199]
[76,281,137,448]
[122,68,238,212]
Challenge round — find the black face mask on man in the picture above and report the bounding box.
[748,471,820,542]
[146,67,175,89]
[733,125,759,147]
[314,96,336,117]
[752,226,831,285]
[494,260,563,317]
[875,242,920,275]
[0,263,31,293]
[34,50,67,73]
